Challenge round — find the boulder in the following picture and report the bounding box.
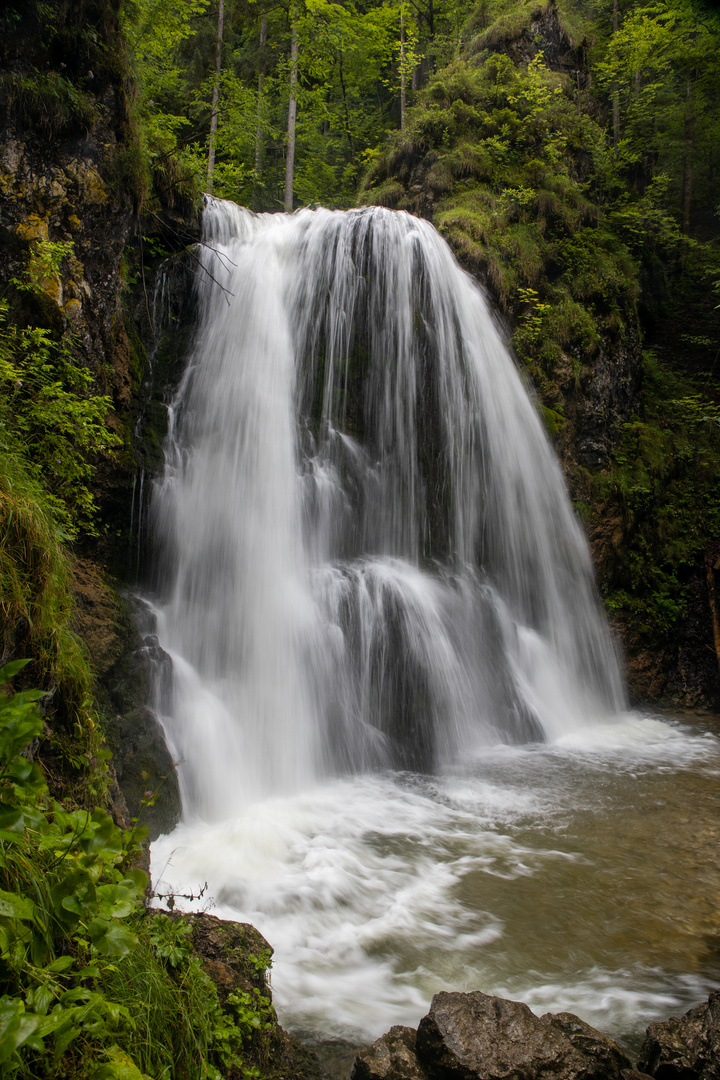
[353,1025,428,1080]
[354,991,634,1080]
[637,990,720,1080]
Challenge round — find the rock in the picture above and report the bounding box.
[353,1026,428,1080]
[71,563,181,840]
[104,704,181,840]
[160,912,324,1080]
[637,990,720,1080]
[550,1011,636,1078]
[409,991,632,1080]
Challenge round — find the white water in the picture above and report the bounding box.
[151,713,720,1050]
[148,199,720,1051]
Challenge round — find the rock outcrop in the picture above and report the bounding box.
[637,990,720,1080]
[162,911,324,1080]
[353,991,636,1080]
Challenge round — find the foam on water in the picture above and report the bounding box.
[151,720,720,1047]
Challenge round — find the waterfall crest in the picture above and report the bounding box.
[151,198,625,820]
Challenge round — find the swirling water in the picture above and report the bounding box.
[148,199,720,1051]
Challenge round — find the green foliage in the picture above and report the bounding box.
[120,0,455,210]
[2,241,121,539]
[0,661,145,1076]
[0,71,98,139]
[0,448,102,787]
[0,665,275,1079]
[598,351,720,641]
[362,47,639,405]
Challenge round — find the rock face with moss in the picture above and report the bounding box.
[0,1,137,414]
[173,911,324,1080]
[0,1,187,828]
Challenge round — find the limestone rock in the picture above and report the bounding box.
[637,990,720,1080]
[353,1026,428,1080]
[549,1010,635,1079]
[404,991,633,1080]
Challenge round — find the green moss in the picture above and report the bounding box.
[594,351,720,642]
[0,448,107,803]
[470,0,548,54]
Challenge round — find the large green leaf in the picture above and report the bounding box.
[0,890,35,921]
[88,919,137,958]
[0,996,40,1064]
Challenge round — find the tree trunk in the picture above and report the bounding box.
[400,2,406,132]
[338,50,355,161]
[706,545,720,683]
[253,14,268,208]
[681,72,695,235]
[207,0,225,192]
[612,0,620,153]
[284,0,299,213]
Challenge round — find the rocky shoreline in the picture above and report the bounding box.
[350,986,720,1080]
[180,908,720,1080]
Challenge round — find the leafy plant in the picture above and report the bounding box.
[0,659,147,1076]
[0,662,277,1078]
[1,240,121,538]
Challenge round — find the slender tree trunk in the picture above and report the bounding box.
[681,72,695,235]
[253,14,268,208]
[338,51,355,161]
[400,2,406,132]
[706,545,720,682]
[612,0,620,153]
[207,0,225,192]
[284,0,299,212]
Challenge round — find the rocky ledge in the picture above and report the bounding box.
[352,989,720,1080]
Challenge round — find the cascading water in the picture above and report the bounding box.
[148,199,720,1051]
[151,198,624,817]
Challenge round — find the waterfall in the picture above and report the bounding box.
[150,197,625,822]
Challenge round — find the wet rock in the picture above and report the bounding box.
[355,991,635,1080]
[71,562,181,839]
[353,1026,428,1080]
[104,704,180,840]
[549,1011,635,1078]
[637,990,720,1080]
[157,912,324,1080]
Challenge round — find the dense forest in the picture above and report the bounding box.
[0,0,719,1074]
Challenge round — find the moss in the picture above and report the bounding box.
[540,403,565,440]
[593,351,720,643]
[0,448,110,804]
[470,0,548,54]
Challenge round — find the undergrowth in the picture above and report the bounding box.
[0,240,122,799]
[361,49,639,412]
[0,665,274,1079]
[598,351,720,642]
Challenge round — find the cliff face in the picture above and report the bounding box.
[0,0,139,539]
[0,0,181,828]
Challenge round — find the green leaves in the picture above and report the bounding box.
[88,919,137,958]
[0,267,121,539]
[0,664,148,1074]
[0,890,35,921]
[0,997,41,1064]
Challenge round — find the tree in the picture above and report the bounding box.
[285,0,300,210]
[207,0,225,190]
